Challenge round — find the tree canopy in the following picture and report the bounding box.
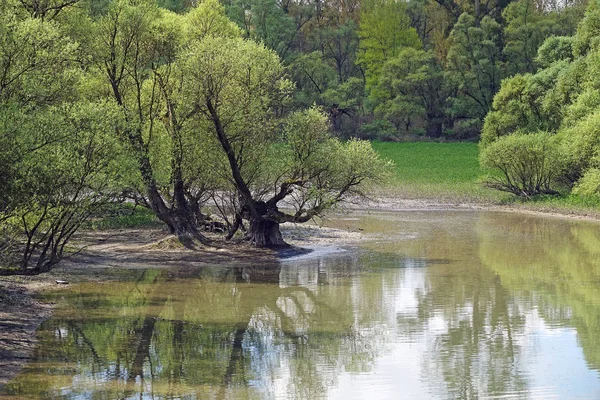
[0,0,392,274]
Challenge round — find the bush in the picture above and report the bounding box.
[359,119,398,140]
[573,168,600,197]
[556,110,600,184]
[480,132,563,196]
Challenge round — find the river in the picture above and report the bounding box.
[2,210,600,399]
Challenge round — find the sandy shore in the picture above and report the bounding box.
[1,197,599,389]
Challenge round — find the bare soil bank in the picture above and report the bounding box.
[0,283,52,388]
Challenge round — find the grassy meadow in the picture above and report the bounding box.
[370,141,501,202]
[372,141,600,215]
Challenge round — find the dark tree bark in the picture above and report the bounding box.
[138,152,205,244]
[426,115,444,138]
[246,206,286,247]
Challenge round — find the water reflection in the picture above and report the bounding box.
[2,211,600,399]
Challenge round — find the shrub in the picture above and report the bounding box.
[573,168,600,197]
[359,119,398,140]
[556,110,600,184]
[480,132,563,196]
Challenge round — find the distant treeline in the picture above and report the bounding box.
[122,0,587,140]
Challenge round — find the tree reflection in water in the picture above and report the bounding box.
[477,212,600,371]
[3,211,600,399]
[1,254,396,399]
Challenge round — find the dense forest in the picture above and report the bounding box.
[219,0,586,140]
[2,0,600,274]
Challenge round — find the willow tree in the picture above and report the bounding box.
[357,0,421,92]
[182,37,389,247]
[446,13,504,136]
[0,0,128,274]
[85,0,240,242]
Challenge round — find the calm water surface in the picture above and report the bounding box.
[2,210,600,399]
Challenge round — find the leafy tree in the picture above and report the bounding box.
[479,1,600,197]
[321,76,367,134]
[1,103,128,273]
[502,0,583,75]
[573,0,600,57]
[357,0,421,92]
[289,51,337,108]
[373,47,446,137]
[225,0,298,60]
[446,13,504,137]
[83,0,242,243]
[407,0,455,58]
[14,0,82,19]
[0,0,128,273]
[555,110,600,185]
[480,60,568,147]
[536,35,574,68]
[311,18,360,83]
[181,36,389,246]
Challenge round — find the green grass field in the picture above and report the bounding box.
[371,141,600,215]
[371,141,502,201]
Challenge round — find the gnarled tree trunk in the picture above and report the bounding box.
[248,217,286,247]
[244,201,287,247]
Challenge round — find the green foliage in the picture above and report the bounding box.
[536,36,574,67]
[0,1,134,273]
[226,0,295,59]
[357,0,421,92]
[313,19,359,83]
[181,35,290,187]
[481,61,567,147]
[480,132,563,196]
[2,0,598,261]
[359,119,398,140]
[180,34,388,232]
[573,168,600,197]
[186,0,241,40]
[446,13,503,126]
[321,77,366,134]
[373,47,445,137]
[289,51,337,107]
[556,110,600,182]
[1,101,129,272]
[503,0,582,75]
[283,108,392,206]
[479,0,600,200]
[573,0,600,57]
[0,2,78,104]
[503,0,553,74]
[562,88,600,127]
